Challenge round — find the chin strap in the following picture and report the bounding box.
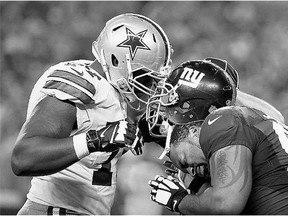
[125,53,132,75]
[158,124,174,159]
[99,48,112,84]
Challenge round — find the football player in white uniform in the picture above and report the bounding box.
[11,13,172,215]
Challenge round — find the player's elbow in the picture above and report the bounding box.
[11,142,34,176]
[11,156,25,176]
[214,203,243,215]
[210,195,244,214]
[11,153,27,176]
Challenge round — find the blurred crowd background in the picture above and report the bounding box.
[1,1,288,215]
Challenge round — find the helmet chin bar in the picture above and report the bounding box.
[124,54,170,106]
[125,54,150,105]
[146,104,165,138]
[145,83,180,137]
[145,88,165,138]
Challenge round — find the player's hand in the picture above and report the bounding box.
[127,126,144,156]
[86,120,143,154]
[163,160,190,186]
[148,175,188,213]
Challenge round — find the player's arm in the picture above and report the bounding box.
[11,96,143,176]
[236,90,285,123]
[177,145,252,214]
[149,109,253,214]
[149,145,252,214]
[11,96,79,176]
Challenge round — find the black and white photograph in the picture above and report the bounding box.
[1,1,288,215]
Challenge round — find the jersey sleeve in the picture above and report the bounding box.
[200,107,257,160]
[41,61,98,105]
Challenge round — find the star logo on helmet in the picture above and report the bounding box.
[117,27,151,60]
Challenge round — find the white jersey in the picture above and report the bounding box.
[26,60,128,215]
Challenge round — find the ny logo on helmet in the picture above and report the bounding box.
[117,27,151,60]
[179,67,205,88]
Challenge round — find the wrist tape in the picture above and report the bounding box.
[73,133,90,159]
[173,190,188,212]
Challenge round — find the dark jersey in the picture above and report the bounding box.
[200,106,288,215]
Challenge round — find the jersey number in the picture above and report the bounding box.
[91,150,119,186]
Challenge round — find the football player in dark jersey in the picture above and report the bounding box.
[141,57,285,150]
[204,57,285,123]
[11,13,173,215]
[147,60,288,214]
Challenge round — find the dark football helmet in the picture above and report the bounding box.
[146,59,237,135]
[204,57,239,89]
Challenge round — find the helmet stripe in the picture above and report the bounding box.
[129,13,171,67]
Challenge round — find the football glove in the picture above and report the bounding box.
[163,160,211,195]
[148,175,188,213]
[163,160,191,187]
[86,120,143,155]
[128,126,144,156]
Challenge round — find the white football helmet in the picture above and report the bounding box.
[92,13,173,111]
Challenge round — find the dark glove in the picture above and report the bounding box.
[86,120,143,154]
[128,126,144,156]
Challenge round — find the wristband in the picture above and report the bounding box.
[73,133,90,159]
[173,190,188,212]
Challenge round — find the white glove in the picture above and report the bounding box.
[148,175,188,213]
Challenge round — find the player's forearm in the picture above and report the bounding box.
[11,136,79,176]
[178,187,242,215]
[178,188,219,215]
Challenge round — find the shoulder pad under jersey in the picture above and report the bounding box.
[200,106,242,158]
[42,60,102,105]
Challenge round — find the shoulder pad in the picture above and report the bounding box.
[42,60,102,104]
[203,107,236,129]
[200,106,240,158]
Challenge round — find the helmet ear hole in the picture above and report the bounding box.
[111,54,119,67]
